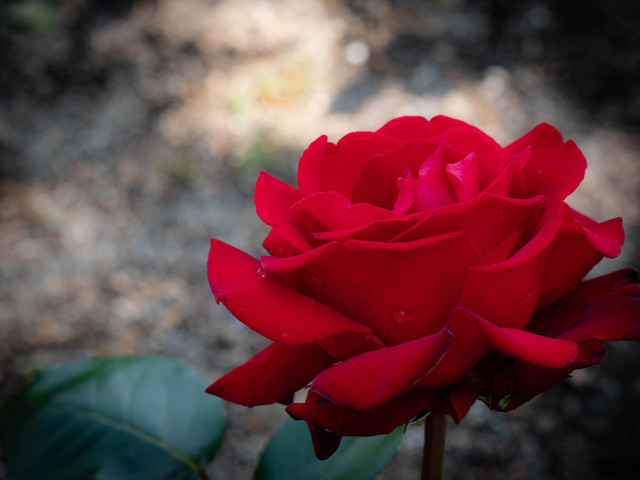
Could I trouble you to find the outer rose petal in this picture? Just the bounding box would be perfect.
[208,239,383,351]
[570,208,624,258]
[469,310,578,367]
[506,123,587,205]
[416,307,491,389]
[426,388,480,424]
[311,325,453,411]
[472,270,639,412]
[308,424,342,460]
[475,340,607,413]
[254,170,303,227]
[538,204,625,307]
[262,227,305,258]
[206,342,335,407]
[558,294,640,342]
[286,389,434,437]
[531,269,640,342]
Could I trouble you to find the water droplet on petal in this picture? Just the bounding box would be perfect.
[256,268,267,278]
[281,333,288,339]
[525,290,534,300]
[312,275,324,286]
[393,310,407,325]
[498,210,505,216]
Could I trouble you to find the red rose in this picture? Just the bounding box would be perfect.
[206,116,640,459]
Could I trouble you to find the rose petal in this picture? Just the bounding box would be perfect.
[423,124,506,188]
[351,139,438,209]
[446,152,480,203]
[286,389,434,437]
[206,342,335,407]
[263,222,315,256]
[426,388,479,423]
[311,213,426,243]
[423,115,474,135]
[483,147,529,198]
[297,135,329,196]
[457,203,563,329]
[376,115,432,139]
[531,269,640,339]
[416,307,491,389]
[262,227,305,258]
[289,191,400,240]
[409,143,458,211]
[262,232,484,346]
[308,423,342,460]
[506,123,586,205]
[297,132,400,199]
[208,239,382,348]
[532,269,640,343]
[475,340,606,412]
[396,166,456,212]
[538,204,625,307]
[311,325,453,411]
[394,193,546,264]
[467,309,578,367]
[559,295,640,342]
[569,207,624,258]
[255,170,303,227]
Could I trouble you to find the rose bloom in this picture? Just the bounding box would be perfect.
[206,116,640,459]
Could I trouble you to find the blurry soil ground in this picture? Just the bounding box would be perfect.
[1,0,639,479]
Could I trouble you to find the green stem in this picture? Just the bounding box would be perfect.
[421,413,446,480]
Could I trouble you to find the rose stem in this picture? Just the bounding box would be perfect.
[421,413,447,480]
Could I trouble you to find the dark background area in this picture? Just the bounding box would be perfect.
[1,0,639,478]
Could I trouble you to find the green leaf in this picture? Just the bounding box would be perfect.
[1,356,225,480]
[255,417,404,480]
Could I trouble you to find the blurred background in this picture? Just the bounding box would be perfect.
[1,0,639,478]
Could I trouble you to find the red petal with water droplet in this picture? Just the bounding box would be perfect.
[262,231,484,346]
[208,239,382,349]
